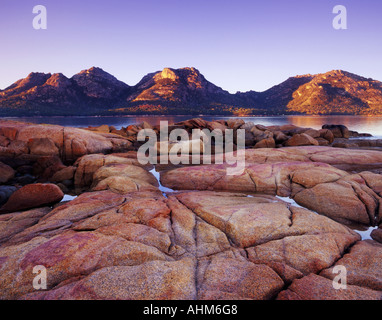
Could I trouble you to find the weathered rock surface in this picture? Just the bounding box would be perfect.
[243,146,382,170]
[161,147,382,227]
[322,124,351,139]
[0,186,17,206]
[0,207,51,244]
[293,175,381,227]
[73,153,145,191]
[319,240,382,291]
[23,259,197,300]
[157,145,382,173]
[0,162,15,183]
[197,255,284,300]
[91,163,158,194]
[0,184,64,214]
[0,189,371,300]
[27,138,60,156]
[0,120,134,162]
[277,273,382,300]
[174,191,359,283]
[284,133,319,147]
[371,228,382,243]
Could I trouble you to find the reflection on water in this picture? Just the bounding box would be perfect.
[3,115,382,138]
[286,115,382,137]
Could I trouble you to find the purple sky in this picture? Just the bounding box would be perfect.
[1,0,381,93]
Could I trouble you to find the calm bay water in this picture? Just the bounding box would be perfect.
[4,115,382,138]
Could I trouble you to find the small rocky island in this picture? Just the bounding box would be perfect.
[0,118,381,300]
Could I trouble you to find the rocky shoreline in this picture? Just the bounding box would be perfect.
[0,118,381,300]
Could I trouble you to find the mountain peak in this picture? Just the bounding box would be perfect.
[130,66,228,103]
[22,72,51,84]
[152,67,203,82]
[1,72,51,95]
[73,67,127,85]
[78,66,108,76]
[74,67,121,81]
[45,73,72,88]
[286,69,382,114]
[72,66,129,100]
[179,67,200,74]
[26,71,51,78]
[154,68,179,81]
[327,69,345,75]
[318,69,369,81]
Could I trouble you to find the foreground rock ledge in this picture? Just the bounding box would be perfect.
[0,189,381,300]
[161,153,382,228]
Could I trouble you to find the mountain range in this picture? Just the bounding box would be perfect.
[1,67,382,116]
